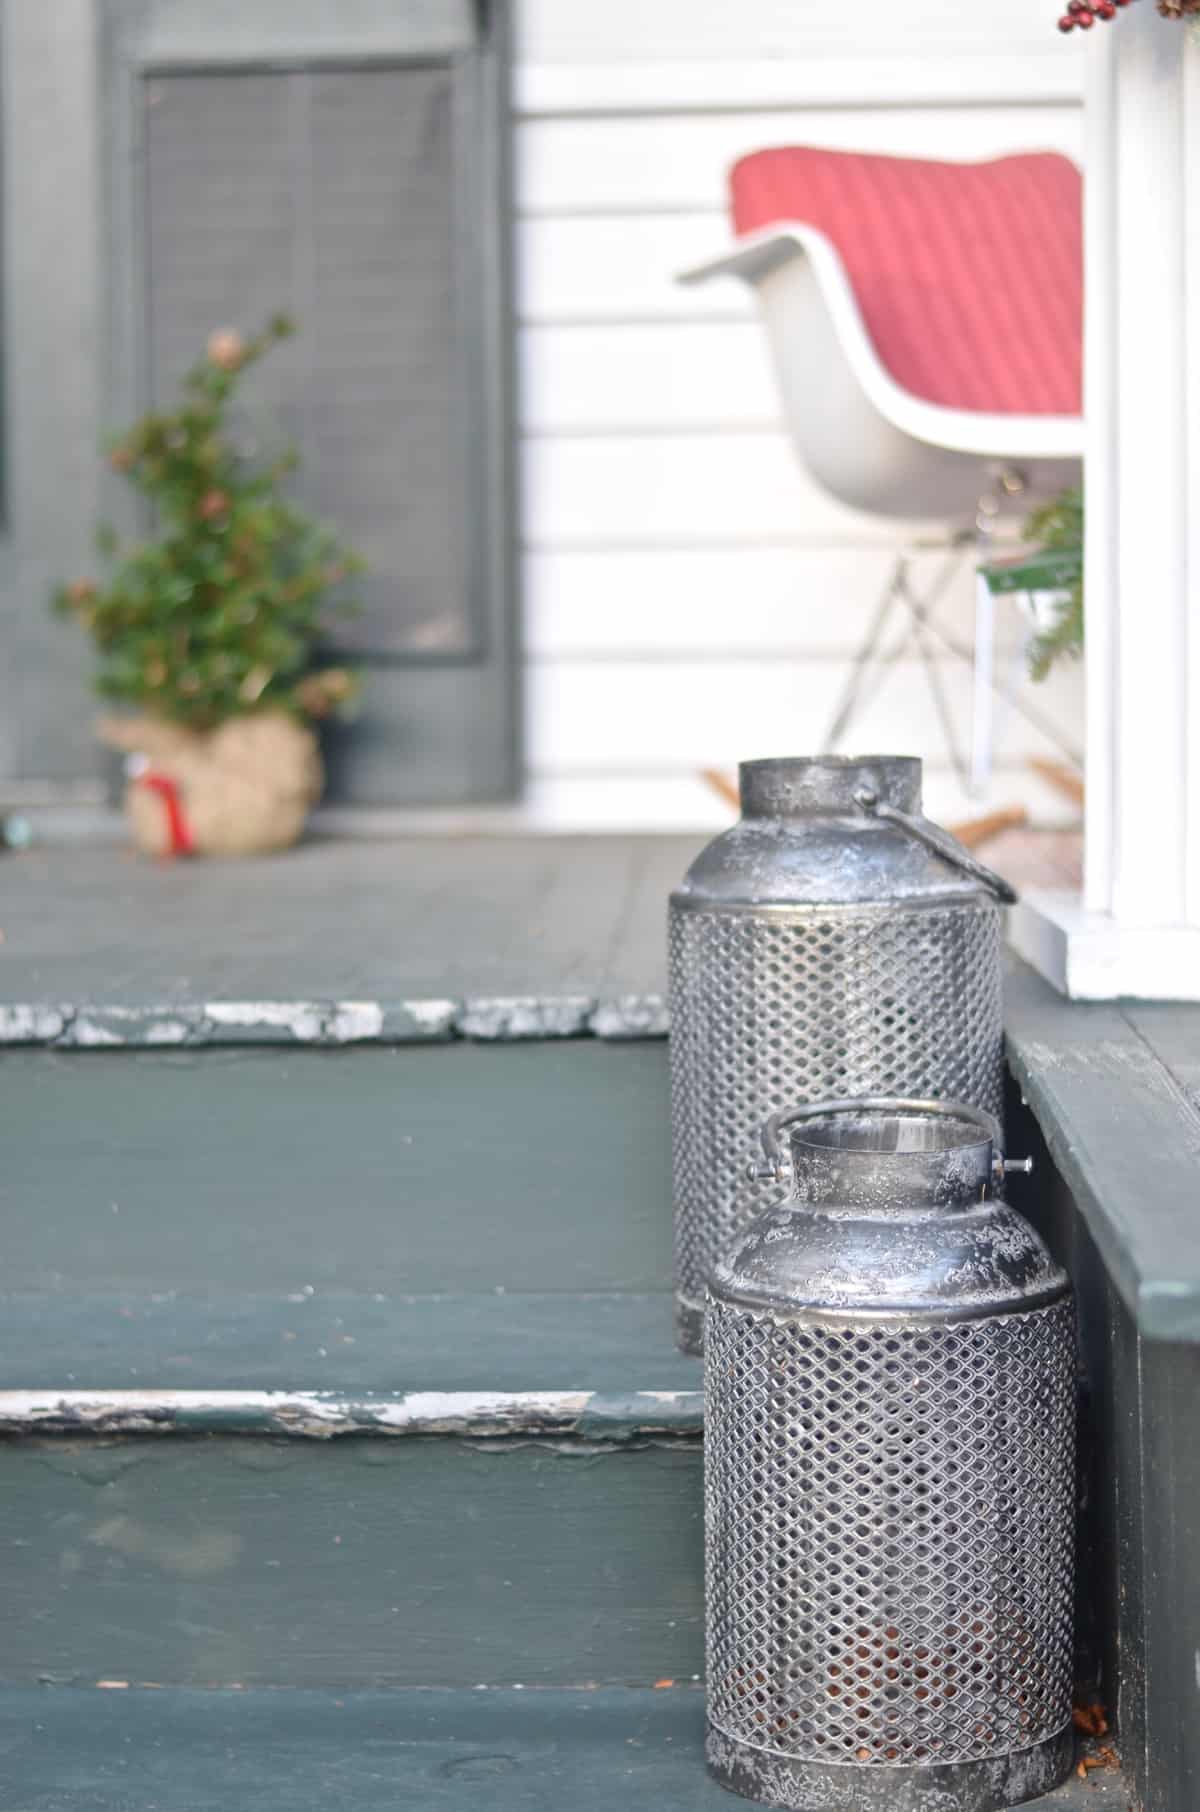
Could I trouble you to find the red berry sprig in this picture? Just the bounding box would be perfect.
[1058,0,1131,28]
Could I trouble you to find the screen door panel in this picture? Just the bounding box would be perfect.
[143,65,473,659]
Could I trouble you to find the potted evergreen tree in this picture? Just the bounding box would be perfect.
[54,315,362,857]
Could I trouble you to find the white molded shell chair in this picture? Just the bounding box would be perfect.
[680,147,1085,790]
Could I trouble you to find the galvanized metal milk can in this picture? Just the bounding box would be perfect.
[669,755,1014,1354]
[704,1098,1076,1812]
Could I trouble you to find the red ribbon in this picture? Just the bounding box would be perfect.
[138,770,195,857]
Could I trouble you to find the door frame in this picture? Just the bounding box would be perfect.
[1,0,520,803]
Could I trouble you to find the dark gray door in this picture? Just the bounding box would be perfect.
[119,4,517,804]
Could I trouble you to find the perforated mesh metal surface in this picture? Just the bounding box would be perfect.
[669,900,1004,1327]
[704,1297,1076,1770]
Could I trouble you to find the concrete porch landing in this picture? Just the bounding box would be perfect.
[0,836,704,1045]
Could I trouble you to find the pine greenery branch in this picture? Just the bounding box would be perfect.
[1026,578,1083,683]
[53,314,362,731]
[1022,487,1083,683]
[981,486,1083,682]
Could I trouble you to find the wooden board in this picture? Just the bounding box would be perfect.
[0,1042,674,1295]
[526,652,1085,769]
[521,322,779,433]
[515,108,1083,215]
[0,837,694,1023]
[0,1685,1124,1809]
[515,0,1078,66]
[0,1437,703,1688]
[521,433,941,547]
[1006,955,1200,1341]
[0,1290,698,1395]
[517,214,746,324]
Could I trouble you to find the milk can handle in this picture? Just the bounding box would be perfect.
[749,1096,1031,1187]
[853,787,1018,905]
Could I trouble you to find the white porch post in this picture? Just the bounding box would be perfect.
[1010,9,1200,999]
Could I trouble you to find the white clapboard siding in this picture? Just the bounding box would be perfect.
[521,322,779,434]
[516,0,1072,67]
[522,434,946,549]
[525,549,901,658]
[516,60,1081,116]
[516,108,1083,216]
[511,0,1085,828]
[523,549,1035,662]
[527,656,1085,773]
[517,215,748,323]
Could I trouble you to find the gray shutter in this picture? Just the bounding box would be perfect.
[143,64,471,657]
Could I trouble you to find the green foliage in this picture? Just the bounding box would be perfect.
[981,487,1083,683]
[1021,488,1083,681]
[53,315,362,730]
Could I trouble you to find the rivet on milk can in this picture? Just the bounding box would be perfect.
[704,1098,1076,1812]
[669,755,1016,1355]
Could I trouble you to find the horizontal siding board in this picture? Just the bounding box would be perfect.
[517,214,747,323]
[524,549,907,656]
[521,322,779,433]
[526,655,1085,769]
[521,769,1084,834]
[515,0,1070,64]
[515,59,1082,116]
[516,108,1083,215]
[523,548,1034,659]
[521,434,946,548]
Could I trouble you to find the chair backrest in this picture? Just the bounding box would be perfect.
[731,147,1082,418]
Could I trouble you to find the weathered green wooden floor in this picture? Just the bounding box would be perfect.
[0,837,702,1041]
[0,833,1179,1804]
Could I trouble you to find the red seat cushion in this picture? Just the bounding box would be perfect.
[731,147,1081,417]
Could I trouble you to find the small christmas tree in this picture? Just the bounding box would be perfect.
[54,314,361,731]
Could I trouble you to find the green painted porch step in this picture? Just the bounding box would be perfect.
[0,1022,703,1693]
[0,837,696,1039]
[0,1429,702,1690]
[0,1289,700,1394]
[1,1042,671,1298]
[0,1687,1126,1810]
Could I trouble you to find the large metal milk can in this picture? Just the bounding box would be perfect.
[704,1098,1076,1812]
[669,754,1014,1354]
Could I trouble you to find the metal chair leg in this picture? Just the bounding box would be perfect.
[821,539,971,761]
[820,554,908,753]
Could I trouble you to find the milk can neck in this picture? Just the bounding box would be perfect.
[786,1109,996,1214]
[738,755,922,820]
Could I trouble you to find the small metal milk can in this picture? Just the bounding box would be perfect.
[669,754,1014,1354]
[704,1098,1076,1812]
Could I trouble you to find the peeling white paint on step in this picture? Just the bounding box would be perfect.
[0,1387,705,1441]
[323,1001,385,1042]
[204,1001,329,1040]
[0,993,665,1045]
[0,1004,66,1042]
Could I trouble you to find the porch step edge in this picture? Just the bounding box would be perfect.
[0,993,669,1048]
[0,1290,699,1395]
[0,1386,702,1443]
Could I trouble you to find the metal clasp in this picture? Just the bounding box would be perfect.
[995,1154,1034,1185]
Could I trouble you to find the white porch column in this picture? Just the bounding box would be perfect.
[1010,8,1200,999]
